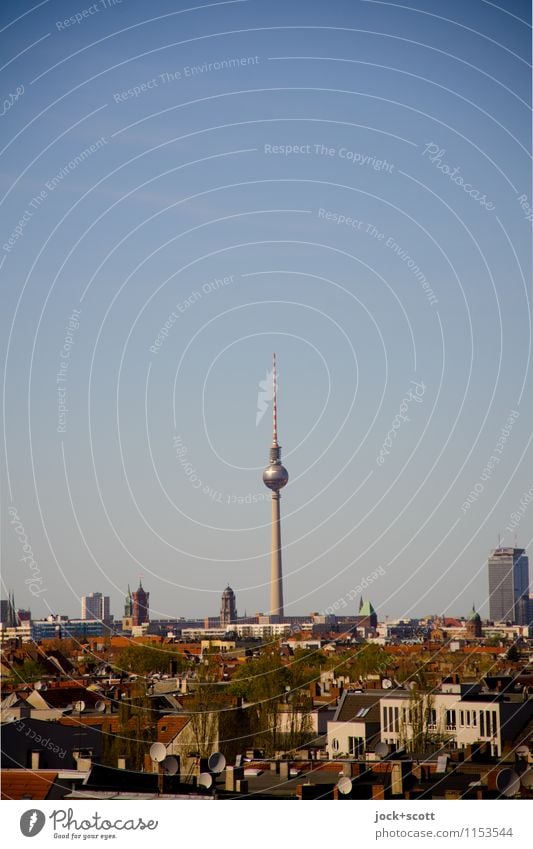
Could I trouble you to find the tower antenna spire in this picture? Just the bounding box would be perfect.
[272,352,278,447]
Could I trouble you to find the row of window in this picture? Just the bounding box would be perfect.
[381,705,499,738]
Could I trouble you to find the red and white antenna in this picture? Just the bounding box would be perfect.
[272,352,278,446]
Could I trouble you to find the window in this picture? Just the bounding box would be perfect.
[394,707,399,733]
[388,706,394,734]
[492,711,497,737]
[383,707,388,732]
[480,711,485,737]
[445,709,456,729]
[460,710,464,727]
[472,712,477,727]
[348,736,364,757]
[332,738,339,750]
[428,708,437,729]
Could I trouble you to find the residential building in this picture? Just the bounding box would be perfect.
[379,681,533,758]
[327,691,382,758]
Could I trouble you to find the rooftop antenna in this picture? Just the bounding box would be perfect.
[272,352,278,447]
[495,768,520,797]
[337,776,353,795]
[150,742,167,795]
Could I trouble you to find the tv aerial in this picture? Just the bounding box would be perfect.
[149,742,167,764]
[337,776,353,796]
[208,752,226,774]
[161,756,179,775]
[198,772,213,789]
[375,741,390,759]
[495,768,520,797]
[95,700,106,713]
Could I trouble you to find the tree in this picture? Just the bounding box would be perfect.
[102,685,156,770]
[114,641,187,677]
[187,654,223,758]
[14,658,48,683]
[229,644,288,755]
[328,644,392,683]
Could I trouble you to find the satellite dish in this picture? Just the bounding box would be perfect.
[375,741,390,759]
[95,700,106,713]
[162,755,179,775]
[198,772,213,789]
[337,776,353,795]
[208,752,226,774]
[382,678,392,689]
[149,742,167,764]
[35,681,47,691]
[73,700,86,713]
[406,681,416,691]
[496,769,520,797]
[520,769,533,789]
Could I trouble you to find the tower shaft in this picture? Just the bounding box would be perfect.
[270,491,284,617]
[262,353,289,620]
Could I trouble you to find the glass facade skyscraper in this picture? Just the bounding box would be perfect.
[488,547,530,624]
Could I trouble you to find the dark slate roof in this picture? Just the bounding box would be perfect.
[333,692,382,724]
[83,763,195,795]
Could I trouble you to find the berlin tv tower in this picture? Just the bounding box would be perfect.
[262,353,289,617]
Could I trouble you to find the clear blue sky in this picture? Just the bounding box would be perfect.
[1,0,532,622]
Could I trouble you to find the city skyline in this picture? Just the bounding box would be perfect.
[2,535,531,624]
[2,0,532,623]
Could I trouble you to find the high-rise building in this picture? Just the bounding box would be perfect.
[488,547,530,624]
[81,592,110,622]
[262,354,289,618]
[132,579,149,626]
[0,593,18,627]
[220,585,237,626]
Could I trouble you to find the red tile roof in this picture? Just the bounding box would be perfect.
[157,715,190,746]
[1,770,57,800]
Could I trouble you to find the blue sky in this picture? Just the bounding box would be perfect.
[1,0,532,621]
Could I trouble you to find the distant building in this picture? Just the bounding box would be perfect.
[465,605,482,638]
[356,598,378,630]
[220,585,237,627]
[81,592,110,623]
[0,593,19,627]
[132,580,149,626]
[488,547,530,624]
[122,585,134,631]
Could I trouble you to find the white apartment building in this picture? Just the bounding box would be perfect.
[379,682,532,758]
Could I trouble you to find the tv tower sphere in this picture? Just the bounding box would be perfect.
[262,353,288,617]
